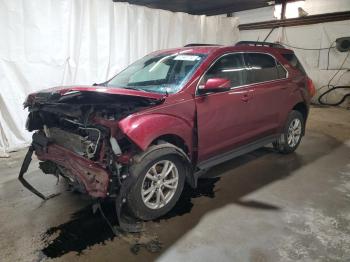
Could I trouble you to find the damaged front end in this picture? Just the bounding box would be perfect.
[19,86,163,231]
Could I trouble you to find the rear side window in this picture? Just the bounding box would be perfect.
[282,53,306,75]
[244,53,279,84]
[201,53,245,87]
[276,61,287,78]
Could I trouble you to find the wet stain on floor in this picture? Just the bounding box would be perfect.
[40,203,115,258]
[159,177,220,219]
[39,177,220,259]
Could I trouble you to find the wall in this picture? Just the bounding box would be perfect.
[234,0,350,22]
[302,0,350,15]
[0,0,239,153]
[236,0,350,107]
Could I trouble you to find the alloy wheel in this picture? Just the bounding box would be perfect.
[141,160,179,209]
[287,118,302,147]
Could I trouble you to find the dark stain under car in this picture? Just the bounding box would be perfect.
[38,177,220,259]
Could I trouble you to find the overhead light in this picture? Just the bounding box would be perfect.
[274,0,305,19]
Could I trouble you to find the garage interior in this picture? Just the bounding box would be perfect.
[0,0,350,261]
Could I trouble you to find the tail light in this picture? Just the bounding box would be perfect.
[306,77,316,97]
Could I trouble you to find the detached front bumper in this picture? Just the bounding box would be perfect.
[36,144,110,197]
[19,132,111,199]
[19,132,143,232]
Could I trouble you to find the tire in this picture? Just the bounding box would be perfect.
[273,110,304,154]
[126,144,187,220]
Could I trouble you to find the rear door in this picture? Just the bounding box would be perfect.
[243,52,290,139]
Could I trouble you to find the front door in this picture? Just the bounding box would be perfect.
[195,53,255,162]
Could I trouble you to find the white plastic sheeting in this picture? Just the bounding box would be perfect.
[239,20,350,105]
[0,0,239,153]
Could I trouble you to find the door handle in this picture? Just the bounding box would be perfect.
[241,93,249,102]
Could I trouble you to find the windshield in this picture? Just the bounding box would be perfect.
[106,53,206,94]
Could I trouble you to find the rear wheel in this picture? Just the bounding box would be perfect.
[127,145,187,220]
[274,110,304,154]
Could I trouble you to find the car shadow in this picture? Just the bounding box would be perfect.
[38,131,342,260]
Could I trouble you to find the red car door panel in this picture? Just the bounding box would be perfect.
[195,53,256,162]
[196,87,255,162]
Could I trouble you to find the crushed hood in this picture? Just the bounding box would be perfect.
[25,85,165,106]
[24,85,165,131]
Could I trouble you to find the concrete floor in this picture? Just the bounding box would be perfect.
[1,106,350,262]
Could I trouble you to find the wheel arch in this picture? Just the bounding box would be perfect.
[151,134,189,155]
[291,102,308,136]
[292,102,309,122]
[119,113,193,156]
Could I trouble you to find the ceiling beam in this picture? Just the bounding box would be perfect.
[188,3,270,15]
[112,0,272,15]
[239,11,350,30]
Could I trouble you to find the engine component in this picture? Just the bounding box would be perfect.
[48,127,101,159]
[110,137,122,155]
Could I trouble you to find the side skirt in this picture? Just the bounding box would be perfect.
[196,134,279,172]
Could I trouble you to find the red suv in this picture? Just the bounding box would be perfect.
[20,42,315,224]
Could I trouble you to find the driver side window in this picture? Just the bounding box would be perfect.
[200,53,245,88]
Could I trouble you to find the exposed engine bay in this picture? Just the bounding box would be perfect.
[19,88,163,232]
[25,90,161,170]
[47,126,101,159]
[24,89,162,182]
[26,90,159,131]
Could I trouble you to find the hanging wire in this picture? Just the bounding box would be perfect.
[318,51,350,106]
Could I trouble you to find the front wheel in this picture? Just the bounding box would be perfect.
[273,110,304,154]
[126,144,187,220]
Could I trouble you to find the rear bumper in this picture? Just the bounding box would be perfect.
[36,144,110,198]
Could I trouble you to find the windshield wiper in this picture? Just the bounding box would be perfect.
[107,85,163,94]
[93,82,107,87]
[123,87,149,92]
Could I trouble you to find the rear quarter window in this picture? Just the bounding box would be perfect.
[282,53,306,75]
[276,61,287,78]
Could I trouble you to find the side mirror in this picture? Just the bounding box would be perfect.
[198,78,231,93]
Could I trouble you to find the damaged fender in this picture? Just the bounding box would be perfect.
[119,114,193,154]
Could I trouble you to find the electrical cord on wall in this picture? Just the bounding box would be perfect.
[326,41,336,70]
[318,51,350,106]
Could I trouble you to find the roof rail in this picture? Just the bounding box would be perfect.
[184,43,220,47]
[235,41,285,49]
